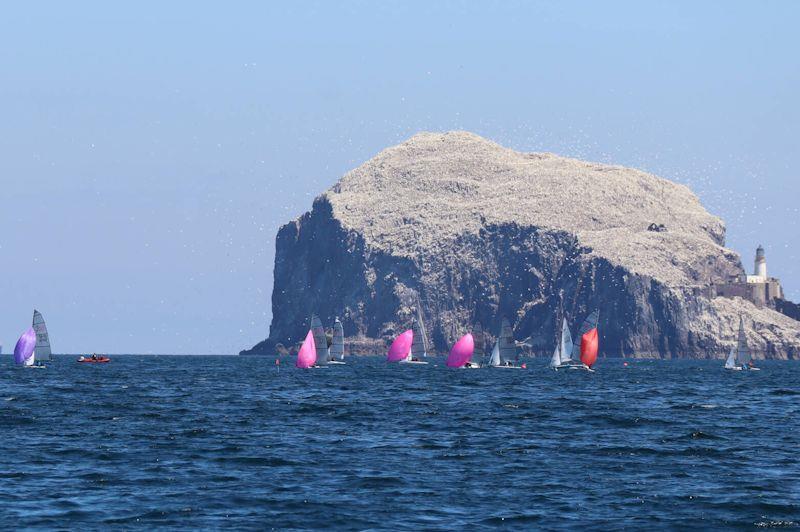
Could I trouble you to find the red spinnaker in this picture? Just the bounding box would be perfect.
[580,328,598,367]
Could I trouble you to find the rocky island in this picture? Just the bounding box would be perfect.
[242,132,800,359]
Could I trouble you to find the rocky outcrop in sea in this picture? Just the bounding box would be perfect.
[242,132,800,359]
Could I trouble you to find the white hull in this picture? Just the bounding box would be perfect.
[725,365,759,372]
[399,359,428,365]
[552,363,594,372]
[327,360,346,365]
[489,365,523,369]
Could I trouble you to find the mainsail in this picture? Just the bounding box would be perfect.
[488,341,501,367]
[559,318,574,365]
[735,316,751,366]
[411,317,428,358]
[472,322,485,362]
[32,309,52,362]
[331,318,345,361]
[412,297,430,357]
[310,315,329,365]
[498,317,516,364]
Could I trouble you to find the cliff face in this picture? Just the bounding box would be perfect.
[243,132,800,359]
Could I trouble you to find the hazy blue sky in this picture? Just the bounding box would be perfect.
[1,1,798,354]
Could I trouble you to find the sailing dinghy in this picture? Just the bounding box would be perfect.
[550,310,598,372]
[446,333,475,368]
[725,316,759,371]
[328,318,346,365]
[13,327,40,368]
[486,317,522,368]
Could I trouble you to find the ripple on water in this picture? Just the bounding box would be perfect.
[1,356,798,529]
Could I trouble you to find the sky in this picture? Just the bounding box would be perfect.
[1,1,798,354]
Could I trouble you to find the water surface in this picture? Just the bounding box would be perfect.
[1,356,798,529]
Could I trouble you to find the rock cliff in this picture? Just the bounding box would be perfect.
[242,132,800,359]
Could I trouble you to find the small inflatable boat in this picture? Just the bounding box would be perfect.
[77,355,111,363]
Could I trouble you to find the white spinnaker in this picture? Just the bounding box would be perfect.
[331,319,345,361]
[32,310,52,362]
[311,315,329,365]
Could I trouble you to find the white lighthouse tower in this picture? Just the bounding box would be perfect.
[754,245,767,280]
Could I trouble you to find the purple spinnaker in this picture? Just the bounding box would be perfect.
[296,330,317,368]
[387,330,413,362]
[14,327,36,365]
[446,333,474,368]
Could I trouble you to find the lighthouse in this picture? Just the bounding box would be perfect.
[754,245,767,279]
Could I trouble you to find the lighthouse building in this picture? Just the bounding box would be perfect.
[715,245,783,307]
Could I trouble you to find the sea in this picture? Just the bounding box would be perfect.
[1,355,798,530]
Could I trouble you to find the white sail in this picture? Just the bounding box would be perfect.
[488,341,501,367]
[472,322,485,361]
[310,315,329,365]
[331,318,345,361]
[411,296,430,357]
[724,347,736,369]
[735,316,751,366]
[498,317,516,364]
[411,317,428,358]
[550,344,561,368]
[560,318,574,364]
[32,310,52,362]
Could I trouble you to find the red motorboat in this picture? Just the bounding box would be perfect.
[77,355,111,363]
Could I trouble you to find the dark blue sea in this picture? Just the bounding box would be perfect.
[1,356,798,530]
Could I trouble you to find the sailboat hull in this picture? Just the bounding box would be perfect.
[552,362,594,372]
[399,359,428,365]
[327,360,346,365]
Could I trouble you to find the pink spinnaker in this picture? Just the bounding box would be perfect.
[387,330,414,362]
[446,333,474,368]
[296,330,317,368]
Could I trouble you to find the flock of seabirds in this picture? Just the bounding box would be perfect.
[7,308,758,372]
